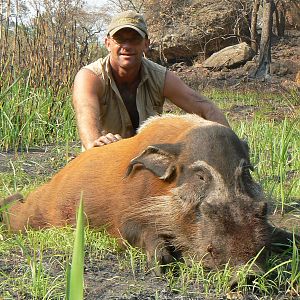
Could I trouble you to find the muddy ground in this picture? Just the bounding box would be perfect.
[0,31,300,299]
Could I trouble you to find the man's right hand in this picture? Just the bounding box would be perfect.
[88,133,122,149]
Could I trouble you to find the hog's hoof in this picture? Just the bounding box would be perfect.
[147,247,181,276]
[0,193,24,223]
[1,193,24,206]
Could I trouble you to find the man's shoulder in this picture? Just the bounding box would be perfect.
[142,57,166,74]
[82,56,109,77]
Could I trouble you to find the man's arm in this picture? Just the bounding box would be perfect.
[163,71,230,127]
[72,69,121,150]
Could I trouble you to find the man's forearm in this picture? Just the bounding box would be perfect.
[205,102,230,127]
[73,98,102,149]
[77,115,101,150]
[190,93,230,127]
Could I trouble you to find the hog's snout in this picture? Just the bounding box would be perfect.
[195,196,271,269]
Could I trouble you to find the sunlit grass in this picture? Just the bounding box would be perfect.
[0,76,77,152]
[0,85,299,298]
[66,197,84,300]
[233,116,300,211]
[0,223,120,299]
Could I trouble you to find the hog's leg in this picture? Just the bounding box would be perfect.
[1,193,25,230]
[141,230,178,275]
[1,191,49,231]
[121,222,179,275]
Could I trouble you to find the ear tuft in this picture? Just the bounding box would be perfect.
[255,202,268,218]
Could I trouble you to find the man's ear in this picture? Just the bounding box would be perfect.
[143,38,150,53]
[104,36,111,51]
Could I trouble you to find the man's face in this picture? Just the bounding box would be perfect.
[105,28,149,70]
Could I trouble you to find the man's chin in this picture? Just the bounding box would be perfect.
[119,58,140,69]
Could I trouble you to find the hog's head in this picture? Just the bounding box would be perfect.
[123,124,273,270]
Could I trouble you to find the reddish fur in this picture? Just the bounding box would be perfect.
[4,115,298,271]
[6,115,206,236]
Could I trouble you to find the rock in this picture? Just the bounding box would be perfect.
[169,62,187,72]
[270,62,290,76]
[295,71,300,87]
[285,0,300,30]
[243,60,256,72]
[202,42,255,70]
[146,0,251,62]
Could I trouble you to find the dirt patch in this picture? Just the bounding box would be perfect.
[0,144,80,181]
[173,30,300,93]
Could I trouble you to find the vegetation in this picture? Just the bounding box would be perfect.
[0,0,109,91]
[0,1,299,298]
[66,197,84,300]
[0,80,299,298]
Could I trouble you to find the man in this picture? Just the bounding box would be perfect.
[73,10,229,151]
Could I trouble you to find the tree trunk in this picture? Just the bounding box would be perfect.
[254,0,275,78]
[274,0,285,37]
[250,0,260,53]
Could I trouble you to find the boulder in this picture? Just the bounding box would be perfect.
[270,62,290,76]
[202,42,255,70]
[285,0,300,29]
[295,71,300,87]
[146,0,251,62]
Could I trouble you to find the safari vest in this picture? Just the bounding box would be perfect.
[83,55,167,138]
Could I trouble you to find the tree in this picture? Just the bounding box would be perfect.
[107,0,145,12]
[0,0,110,90]
[274,0,286,37]
[250,0,261,53]
[254,0,276,78]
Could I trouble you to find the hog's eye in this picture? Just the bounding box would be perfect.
[197,173,205,181]
[196,171,212,183]
[191,164,212,183]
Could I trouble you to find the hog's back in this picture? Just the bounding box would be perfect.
[7,115,212,234]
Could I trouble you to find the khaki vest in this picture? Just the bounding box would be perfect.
[83,55,167,138]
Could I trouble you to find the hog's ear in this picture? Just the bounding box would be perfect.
[241,139,250,154]
[241,140,253,165]
[125,143,182,180]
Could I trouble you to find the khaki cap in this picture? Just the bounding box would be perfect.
[108,10,148,38]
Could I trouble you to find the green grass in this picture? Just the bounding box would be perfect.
[66,196,84,300]
[0,75,77,152]
[0,84,299,298]
[0,225,120,299]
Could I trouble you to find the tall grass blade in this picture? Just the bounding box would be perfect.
[0,70,29,102]
[67,194,85,300]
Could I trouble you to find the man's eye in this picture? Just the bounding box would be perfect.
[113,37,143,44]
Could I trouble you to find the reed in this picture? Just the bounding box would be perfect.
[0,0,107,92]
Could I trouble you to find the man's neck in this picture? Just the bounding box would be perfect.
[109,60,141,86]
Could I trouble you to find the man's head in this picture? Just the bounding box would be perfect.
[105,11,150,70]
[107,10,148,39]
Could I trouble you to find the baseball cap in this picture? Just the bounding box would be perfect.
[107,10,148,38]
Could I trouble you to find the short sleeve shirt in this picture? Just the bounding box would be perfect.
[83,55,167,138]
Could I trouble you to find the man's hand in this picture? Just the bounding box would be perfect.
[88,133,122,149]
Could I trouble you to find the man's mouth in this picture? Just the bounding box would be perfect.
[120,53,135,57]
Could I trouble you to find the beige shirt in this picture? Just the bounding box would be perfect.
[83,55,167,138]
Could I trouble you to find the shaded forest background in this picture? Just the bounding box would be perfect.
[0,0,299,92]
